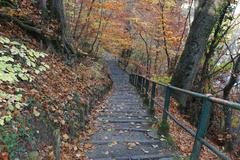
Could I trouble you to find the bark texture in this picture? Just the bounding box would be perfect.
[201,1,230,93]
[171,0,227,105]
[222,56,240,151]
[51,0,78,64]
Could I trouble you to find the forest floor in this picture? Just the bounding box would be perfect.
[0,1,112,159]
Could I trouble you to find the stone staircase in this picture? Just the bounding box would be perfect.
[85,57,178,160]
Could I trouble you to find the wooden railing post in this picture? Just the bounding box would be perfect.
[162,86,171,123]
[190,96,213,160]
[149,82,156,115]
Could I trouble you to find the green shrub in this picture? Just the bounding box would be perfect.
[0,117,35,159]
[158,120,170,136]
[0,36,49,126]
[152,75,171,84]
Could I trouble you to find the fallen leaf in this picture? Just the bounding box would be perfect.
[119,130,124,134]
[152,144,158,148]
[108,141,118,147]
[127,142,136,149]
[141,148,149,153]
[0,152,9,160]
[60,119,65,125]
[74,146,78,151]
[63,134,69,140]
[33,107,40,117]
[48,151,54,159]
[84,143,93,149]
[76,153,82,158]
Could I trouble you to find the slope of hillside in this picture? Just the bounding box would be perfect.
[0,1,112,159]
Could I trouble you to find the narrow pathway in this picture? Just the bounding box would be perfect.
[86,57,177,160]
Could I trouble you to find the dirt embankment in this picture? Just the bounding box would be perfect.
[0,1,112,159]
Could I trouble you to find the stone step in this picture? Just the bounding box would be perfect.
[87,142,173,159]
[108,98,141,101]
[107,100,141,104]
[102,109,147,114]
[104,104,144,108]
[106,102,143,106]
[98,114,150,119]
[99,119,149,123]
[97,117,150,122]
[103,105,145,109]
[115,128,151,132]
[103,108,145,111]
[89,154,175,160]
[90,125,155,142]
[86,58,179,160]
[96,127,151,133]
[87,140,161,145]
[95,121,150,129]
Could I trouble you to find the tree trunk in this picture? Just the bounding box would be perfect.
[200,1,230,93]
[51,0,77,64]
[139,33,150,76]
[170,0,226,105]
[223,56,240,151]
[77,0,96,43]
[38,0,48,20]
[159,2,170,74]
[154,51,159,75]
[89,0,103,54]
[51,0,67,35]
[73,0,84,38]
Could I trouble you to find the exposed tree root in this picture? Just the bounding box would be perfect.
[0,12,87,65]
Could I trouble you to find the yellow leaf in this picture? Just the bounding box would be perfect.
[33,107,40,117]
[0,118,4,126]
[84,143,93,149]
[63,134,69,140]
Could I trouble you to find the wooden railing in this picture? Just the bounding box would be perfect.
[129,74,240,160]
